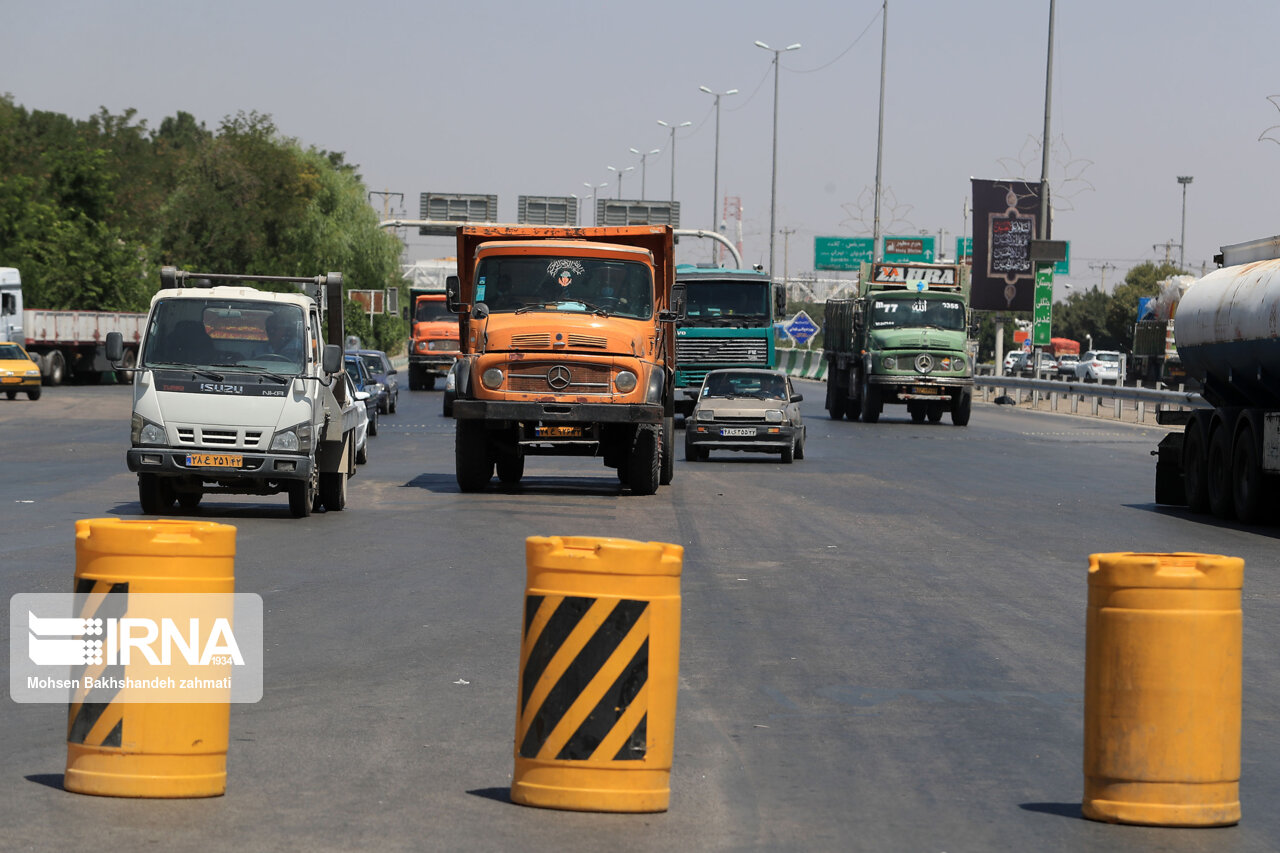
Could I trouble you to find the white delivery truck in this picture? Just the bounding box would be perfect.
[106,266,360,518]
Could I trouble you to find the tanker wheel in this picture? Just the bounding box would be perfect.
[1231,425,1266,524]
[1206,426,1234,520]
[1182,420,1210,513]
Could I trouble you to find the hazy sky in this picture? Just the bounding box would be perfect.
[5,0,1278,292]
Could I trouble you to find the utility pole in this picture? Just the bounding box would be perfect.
[1153,241,1176,265]
[1177,175,1193,269]
[780,227,796,297]
[368,190,404,220]
[1089,261,1117,292]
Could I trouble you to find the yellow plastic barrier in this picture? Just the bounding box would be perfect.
[512,536,683,812]
[64,518,237,798]
[1083,552,1243,826]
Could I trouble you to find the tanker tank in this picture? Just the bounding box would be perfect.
[1174,258,1280,409]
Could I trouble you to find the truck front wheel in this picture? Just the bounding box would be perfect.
[660,416,674,485]
[456,420,494,492]
[951,392,972,426]
[287,474,315,518]
[627,425,660,496]
[860,376,881,424]
[138,474,175,515]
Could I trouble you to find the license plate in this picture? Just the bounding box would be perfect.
[720,427,756,437]
[186,453,243,468]
[0,377,19,384]
[535,426,582,438]
[912,386,940,395]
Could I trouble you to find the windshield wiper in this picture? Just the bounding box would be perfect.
[214,363,290,384]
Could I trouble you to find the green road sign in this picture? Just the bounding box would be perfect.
[815,236,873,271]
[1033,263,1053,346]
[883,235,935,263]
[956,236,972,263]
[1053,240,1071,276]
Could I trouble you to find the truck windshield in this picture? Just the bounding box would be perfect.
[870,297,966,332]
[142,300,307,374]
[474,256,653,319]
[415,299,455,322]
[680,280,770,325]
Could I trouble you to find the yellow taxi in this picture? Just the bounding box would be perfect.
[0,341,42,400]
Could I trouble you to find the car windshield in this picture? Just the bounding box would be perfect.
[869,296,966,331]
[344,359,367,388]
[680,279,770,325]
[0,344,28,360]
[702,372,787,400]
[360,354,383,375]
[1097,353,1120,363]
[474,256,653,319]
[142,299,307,374]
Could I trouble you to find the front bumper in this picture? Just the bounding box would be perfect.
[127,447,314,487]
[869,375,973,401]
[1,375,41,391]
[410,354,459,374]
[452,399,662,425]
[686,421,801,453]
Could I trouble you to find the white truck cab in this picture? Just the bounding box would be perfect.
[107,267,359,518]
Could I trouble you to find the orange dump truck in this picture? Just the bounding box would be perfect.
[446,225,680,494]
[407,259,461,390]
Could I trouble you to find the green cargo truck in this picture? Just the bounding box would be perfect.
[823,261,974,425]
[673,263,778,419]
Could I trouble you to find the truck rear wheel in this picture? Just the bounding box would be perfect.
[627,425,660,496]
[319,470,347,511]
[43,351,65,386]
[1231,425,1266,524]
[826,375,845,420]
[1206,427,1234,520]
[1183,420,1210,513]
[456,419,493,492]
[138,474,174,515]
[114,348,137,384]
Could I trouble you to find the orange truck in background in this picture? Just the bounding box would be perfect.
[407,258,461,390]
[446,224,681,495]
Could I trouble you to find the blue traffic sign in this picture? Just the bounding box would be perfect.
[785,310,819,345]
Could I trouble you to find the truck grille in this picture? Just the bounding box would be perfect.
[176,427,264,448]
[677,338,769,364]
[511,333,551,348]
[507,362,612,394]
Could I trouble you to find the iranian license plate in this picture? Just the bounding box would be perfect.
[535,426,582,438]
[0,377,19,384]
[720,427,756,437]
[186,453,243,468]
[912,386,940,395]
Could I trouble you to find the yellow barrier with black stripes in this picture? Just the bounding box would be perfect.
[513,536,683,812]
[65,518,237,798]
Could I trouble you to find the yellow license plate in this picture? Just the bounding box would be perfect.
[1,377,20,384]
[912,386,940,395]
[535,426,583,438]
[186,453,243,468]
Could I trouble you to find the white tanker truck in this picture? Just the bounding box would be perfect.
[1154,235,1280,523]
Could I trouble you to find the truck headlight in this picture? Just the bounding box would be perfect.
[271,421,313,454]
[429,339,459,351]
[614,370,638,393]
[131,414,167,445]
[482,367,504,389]
[883,356,897,370]
[415,340,430,353]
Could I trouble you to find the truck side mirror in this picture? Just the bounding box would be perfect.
[445,275,468,313]
[322,344,342,375]
[661,284,686,322]
[774,283,786,316]
[105,331,123,363]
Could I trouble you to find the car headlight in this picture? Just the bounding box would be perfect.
[131,413,167,445]
[764,409,784,423]
[614,370,637,393]
[696,408,715,421]
[883,356,897,370]
[271,421,313,454]
[25,369,39,376]
[482,367,504,389]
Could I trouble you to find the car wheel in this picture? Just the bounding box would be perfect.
[368,410,378,437]
[389,393,397,414]
[27,387,40,401]
[781,438,795,464]
[860,374,880,424]
[795,431,805,460]
[356,437,369,464]
[4,391,14,400]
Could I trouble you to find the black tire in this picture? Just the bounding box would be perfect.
[455,420,493,492]
[1183,420,1210,513]
[927,403,944,423]
[44,351,65,386]
[114,348,137,385]
[860,375,881,424]
[389,393,397,415]
[368,410,378,437]
[138,474,174,515]
[287,475,314,518]
[826,376,845,420]
[425,375,437,391]
[356,437,369,464]
[1231,425,1266,524]
[781,438,795,464]
[27,387,40,401]
[176,490,202,512]
[684,426,698,462]
[627,425,660,495]
[951,392,972,427]
[4,391,14,400]
[795,432,805,460]
[1206,426,1234,520]
[660,415,674,485]
[497,451,524,484]
[319,470,347,511]
[910,405,926,424]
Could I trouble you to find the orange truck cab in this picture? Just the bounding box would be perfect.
[408,290,461,390]
[446,225,681,495]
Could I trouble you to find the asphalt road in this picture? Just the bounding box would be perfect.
[2,380,1279,852]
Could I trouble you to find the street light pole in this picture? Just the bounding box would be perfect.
[700,85,738,262]
[607,165,635,199]
[756,40,801,279]
[1178,175,1193,269]
[656,119,692,204]
[583,182,607,226]
[629,147,660,201]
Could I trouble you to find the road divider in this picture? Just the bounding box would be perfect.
[777,348,826,380]
[512,536,683,812]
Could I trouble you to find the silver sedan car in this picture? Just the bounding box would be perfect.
[684,369,806,463]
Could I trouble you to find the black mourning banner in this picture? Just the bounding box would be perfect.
[970,179,1046,312]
